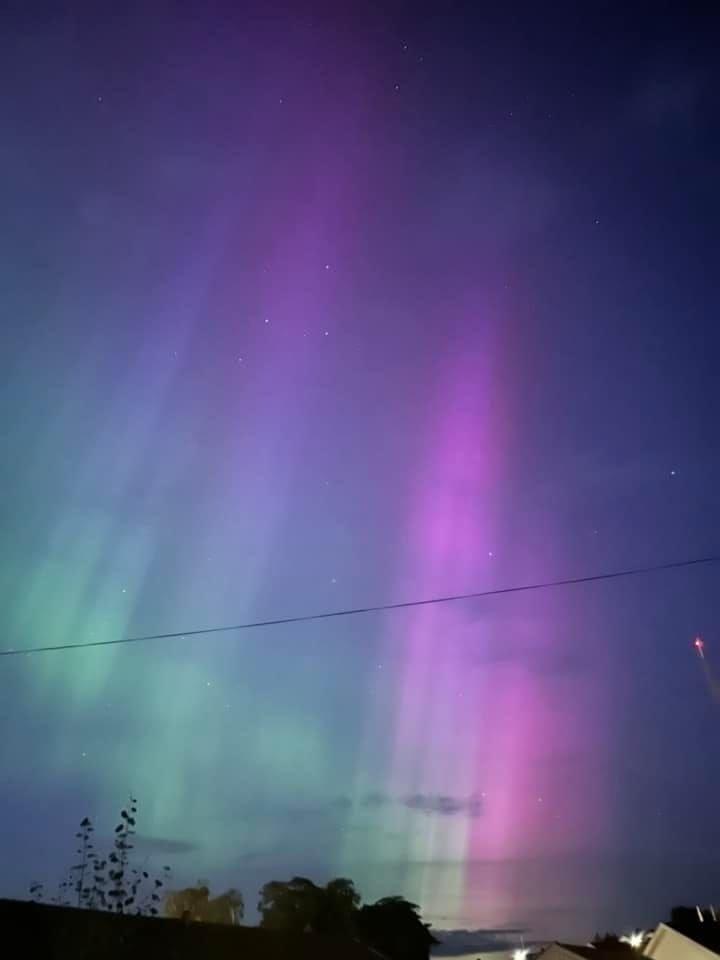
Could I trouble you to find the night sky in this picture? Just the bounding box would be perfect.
[1,1,719,950]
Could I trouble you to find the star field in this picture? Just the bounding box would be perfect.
[0,1,719,944]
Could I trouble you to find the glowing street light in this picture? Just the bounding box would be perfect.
[620,932,646,949]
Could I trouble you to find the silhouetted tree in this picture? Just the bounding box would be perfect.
[357,896,438,960]
[667,905,720,945]
[258,878,437,955]
[72,817,94,907]
[165,884,244,925]
[28,799,170,917]
[107,796,136,911]
[670,906,703,931]
[258,877,316,934]
[258,876,359,936]
[317,878,361,936]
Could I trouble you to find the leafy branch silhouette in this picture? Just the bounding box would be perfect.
[29,797,170,917]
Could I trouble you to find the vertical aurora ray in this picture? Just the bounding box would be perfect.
[362,332,612,927]
[383,338,507,919]
[1,209,238,822]
[1,77,381,886]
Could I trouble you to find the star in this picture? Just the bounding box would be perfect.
[264,317,270,324]
[324,263,330,270]
[488,551,494,558]
[670,469,677,477]
[323,330,329,336]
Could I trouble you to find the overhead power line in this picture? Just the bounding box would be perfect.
[0,555,717,660]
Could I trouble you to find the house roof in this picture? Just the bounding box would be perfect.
[0,898,381,959]
[541,941,636,960]
[556,945,601,960]
[646,922,720,958]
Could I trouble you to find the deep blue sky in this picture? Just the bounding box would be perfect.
[1,1,719,950]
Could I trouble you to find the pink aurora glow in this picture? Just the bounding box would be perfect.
[386,341,610,922]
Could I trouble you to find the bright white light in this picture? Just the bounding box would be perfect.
[620,932,646,949]
[513,949,530,960]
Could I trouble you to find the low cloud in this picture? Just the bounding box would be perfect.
[361,792,390,808]
[468,632,587,679]
[325,791,484,819]
[403,793,484,818]
[134,835,198,855]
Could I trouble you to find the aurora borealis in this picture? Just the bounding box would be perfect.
[1,2,720,948]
